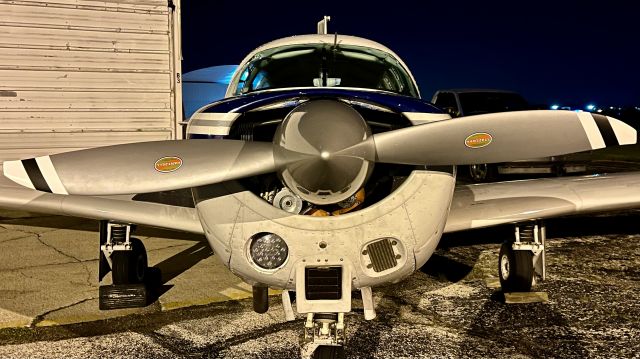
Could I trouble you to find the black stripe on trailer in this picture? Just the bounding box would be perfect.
[21,159,52,193]
[592,114,619,147]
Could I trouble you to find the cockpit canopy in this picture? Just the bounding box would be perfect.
[230,43,419,98]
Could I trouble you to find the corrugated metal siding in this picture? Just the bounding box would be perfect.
[0,0,178,164]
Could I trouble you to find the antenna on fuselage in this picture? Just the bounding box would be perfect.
[317,16,330,34]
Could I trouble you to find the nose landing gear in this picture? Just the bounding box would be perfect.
[301,313,346,359]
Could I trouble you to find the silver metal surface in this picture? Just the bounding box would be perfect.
[360,110,636,166]
[0,178,203,234]
[274,100,373,205]
[36,140,275,195]
[445,171,640,232]
[272,188,304,214]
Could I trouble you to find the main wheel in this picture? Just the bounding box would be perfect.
[112,238,148,285]
[498,241,533,292]
[313,345,345,359]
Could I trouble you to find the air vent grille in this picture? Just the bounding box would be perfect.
[305,266,342,300]
[367,238,398,272]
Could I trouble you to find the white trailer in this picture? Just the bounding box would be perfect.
[0,0,183,166]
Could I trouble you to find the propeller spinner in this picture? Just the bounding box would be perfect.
[273,100,374,205]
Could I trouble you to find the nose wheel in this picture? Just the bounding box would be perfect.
[313,345,345,359]
[301,313,346,359]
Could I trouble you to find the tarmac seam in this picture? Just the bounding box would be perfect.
[0,235,34,244]
[29,297,96,328]
[31,232,84,263]
[17,270,35,280]
[80,262,94,288]
[4,259,96,272]
[26,229,95,287]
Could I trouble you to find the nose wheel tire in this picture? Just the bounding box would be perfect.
[313,345,345,359]
[112,238,148,285]
[498,241,533,292]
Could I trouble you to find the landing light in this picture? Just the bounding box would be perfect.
[249,233,289,270]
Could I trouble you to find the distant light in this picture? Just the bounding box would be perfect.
[586,104,596,111]
[550,104,560,110]
[597,109,603,113]
[574,109,583,112]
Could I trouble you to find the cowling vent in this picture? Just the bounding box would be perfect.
[365,238,398,272]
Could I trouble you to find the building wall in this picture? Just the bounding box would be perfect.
[0,0,182,165]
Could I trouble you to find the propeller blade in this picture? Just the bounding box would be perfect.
[3,140,275,195]
[363,110,637,166]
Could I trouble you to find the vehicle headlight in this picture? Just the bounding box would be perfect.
[249,233,288,270]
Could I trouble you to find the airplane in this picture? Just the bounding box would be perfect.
[1,18,640,358]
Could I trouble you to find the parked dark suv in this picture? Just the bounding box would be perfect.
[432,89,585,181]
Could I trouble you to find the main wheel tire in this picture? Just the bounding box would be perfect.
[313,345,345,359]
[468,163,496,182]
[498,241,533,292]
[112,238,147,285]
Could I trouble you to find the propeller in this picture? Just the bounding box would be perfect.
[3,100,636,199]
[3,140,275,195]
[345,110,637,166]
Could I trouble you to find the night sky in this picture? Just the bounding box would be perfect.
[181,1,638,107]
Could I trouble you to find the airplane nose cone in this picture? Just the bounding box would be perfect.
[274,99,373,205]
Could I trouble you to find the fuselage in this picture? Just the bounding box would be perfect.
[187,34,453,312]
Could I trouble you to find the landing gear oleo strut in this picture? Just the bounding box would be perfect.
[499,220,546,293]
[98,221,155,310]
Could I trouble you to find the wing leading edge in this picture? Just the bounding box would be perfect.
[0,177,203,234]
[3,170,640,236]
[445,171,640,232]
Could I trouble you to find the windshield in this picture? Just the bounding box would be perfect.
[232,44,418,97]
[458,92,529,115]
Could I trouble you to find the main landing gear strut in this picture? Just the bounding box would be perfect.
[98,221,155,310]
[498,220,546,293]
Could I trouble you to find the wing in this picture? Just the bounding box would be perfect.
[0,175,203,234]
[445,171,640,232]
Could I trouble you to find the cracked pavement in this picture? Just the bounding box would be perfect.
[0,210,255,329]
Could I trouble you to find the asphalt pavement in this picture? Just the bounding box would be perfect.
[0,208,638,358]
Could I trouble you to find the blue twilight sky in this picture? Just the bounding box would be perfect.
[181,0,639,107]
